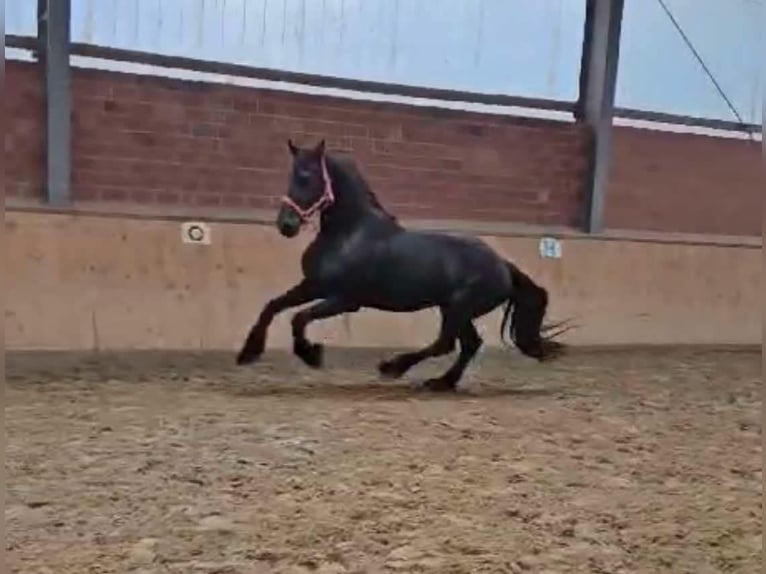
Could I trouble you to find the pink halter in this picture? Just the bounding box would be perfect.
[281,157,335,223]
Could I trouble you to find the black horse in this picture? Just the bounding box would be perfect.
[236,139,567,391]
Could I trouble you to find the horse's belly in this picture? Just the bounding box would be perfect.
[363,298,435,313]
[350,280,446,312]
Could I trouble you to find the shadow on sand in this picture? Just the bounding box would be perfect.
[220,379,563,402]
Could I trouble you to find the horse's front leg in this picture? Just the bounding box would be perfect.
[290,298,360,368]
[236,280,317,365]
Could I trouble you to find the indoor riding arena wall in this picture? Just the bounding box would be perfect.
[5,60,762,351]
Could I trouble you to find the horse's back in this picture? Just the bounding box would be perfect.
[363,228,510,306]
[391,228,506,273]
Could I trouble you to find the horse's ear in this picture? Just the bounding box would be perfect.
[287,139,298,156]
[313,139,326,158]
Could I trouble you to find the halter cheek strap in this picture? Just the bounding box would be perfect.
[281,157,335,223]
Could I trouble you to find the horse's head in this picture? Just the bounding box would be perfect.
[277,139,334,238]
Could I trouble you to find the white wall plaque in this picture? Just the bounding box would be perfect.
[539,236,562,259]
[181,221,212,245]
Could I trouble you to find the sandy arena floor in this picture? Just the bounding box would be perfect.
[5,347,762,573]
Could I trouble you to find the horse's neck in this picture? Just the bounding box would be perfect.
[319,160,381,235]
[319,198,374,236]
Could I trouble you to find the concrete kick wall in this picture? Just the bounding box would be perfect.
[6,211,760,351]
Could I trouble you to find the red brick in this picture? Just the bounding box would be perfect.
[193,194,223,207]
[99,188,129,202]
[156,191,181,204]
[130,189,156,203]
[73,187,99,201]
[221,194,245,208]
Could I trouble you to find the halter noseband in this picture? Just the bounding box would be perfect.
[281,157,335,223]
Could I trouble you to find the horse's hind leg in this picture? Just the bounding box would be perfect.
[379,281,502,389]
[421,322,483,392]
[378,309,458,379]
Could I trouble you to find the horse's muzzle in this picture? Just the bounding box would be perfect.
[278,219,300,238]
[277,205,301,238]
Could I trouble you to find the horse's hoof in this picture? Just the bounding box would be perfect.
[420,378,457,392]
[236,347,262,365]
[378,359,405,380]
[296,342,324,369]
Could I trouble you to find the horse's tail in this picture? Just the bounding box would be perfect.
[500,261,569,361]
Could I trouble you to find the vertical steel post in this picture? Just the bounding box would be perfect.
[37,0,72,205]
[576,0,625,233]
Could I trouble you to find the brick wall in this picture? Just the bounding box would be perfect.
[606,126,762,236]
[5,60,761,236]
[5,62,44,200]
[4,61,589,226]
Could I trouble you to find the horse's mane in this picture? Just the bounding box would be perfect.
[327,153,398,222]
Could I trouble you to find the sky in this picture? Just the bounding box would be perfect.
[5,0,763,125]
